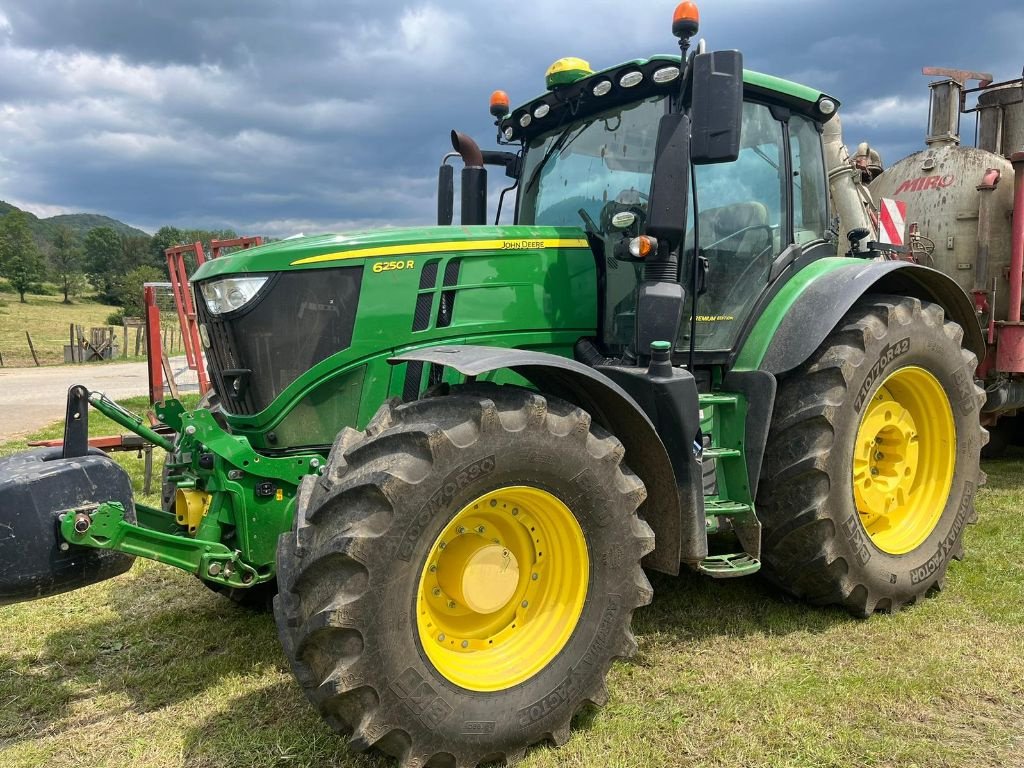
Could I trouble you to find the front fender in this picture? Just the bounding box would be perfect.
[737,259,985,375]
[389,345,688,574]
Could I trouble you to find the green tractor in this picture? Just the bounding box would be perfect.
[0,4,987,766]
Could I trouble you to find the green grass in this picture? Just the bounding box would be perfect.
[0,285,120,366]
[1,408,1023,768]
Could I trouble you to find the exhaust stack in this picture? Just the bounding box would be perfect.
[451,131,487,225]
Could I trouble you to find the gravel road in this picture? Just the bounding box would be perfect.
[0,358,196,442]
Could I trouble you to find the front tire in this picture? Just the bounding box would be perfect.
[757,295,985,616]
[275,383,654,767]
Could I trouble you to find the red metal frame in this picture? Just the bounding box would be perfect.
[162,236,264,398]
[144,285,164,403]
[211,236,263,259]
[165,242,208,393]
[995,151,1024,373]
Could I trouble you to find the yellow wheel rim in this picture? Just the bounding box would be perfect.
[415,486,589,692]
[852,366,956,555]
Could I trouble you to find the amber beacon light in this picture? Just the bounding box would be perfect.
[489,90,510,119]
[672,1,700,39]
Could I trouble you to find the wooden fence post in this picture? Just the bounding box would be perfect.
[25,331,39,366]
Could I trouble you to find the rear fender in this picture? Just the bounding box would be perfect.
[390,345,691,575]
[743,260,985,375]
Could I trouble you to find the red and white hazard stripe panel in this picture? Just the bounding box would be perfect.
[878,197,907,247]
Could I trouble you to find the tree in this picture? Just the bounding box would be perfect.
[151,225,240,271]
[120,233,154,273]
[108,265,163,317]
[150,225,184,267]
[49,225,85,303]
[0,211,45,302]
[83,225,122,299]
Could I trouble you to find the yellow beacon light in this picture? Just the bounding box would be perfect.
[545,57,593,90]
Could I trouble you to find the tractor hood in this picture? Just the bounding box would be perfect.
[191,225,589,281]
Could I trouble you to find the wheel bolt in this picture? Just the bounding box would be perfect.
[432,587,441,597]
[521,600,529,608]
[476,526,485,534]
[457,526,466,535]
[512,508,519,516]
[461,640,469,648]
[429,564,437,573]
[532,573,539,581]
[871,468,879,476]
[447,600,457,609]
[438,541,446,549]
[438,633,445,642]
[875,452,884,460]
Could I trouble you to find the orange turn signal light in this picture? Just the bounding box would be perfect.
[629,236,657,259]
[490,90,510,118]
[672,2,700,38]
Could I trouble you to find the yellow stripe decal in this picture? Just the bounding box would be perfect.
[290,238,591,266]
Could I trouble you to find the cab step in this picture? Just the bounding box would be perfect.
[701,447,741,459]
[697,553,761,578]
[703,498,752,515]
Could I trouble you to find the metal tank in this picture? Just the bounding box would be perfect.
[867,67,1024,436]
[870,71,1016,316]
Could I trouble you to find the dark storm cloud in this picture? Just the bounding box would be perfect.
[0,0,1021,237]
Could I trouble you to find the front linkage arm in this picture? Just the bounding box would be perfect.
[55,385,324,588]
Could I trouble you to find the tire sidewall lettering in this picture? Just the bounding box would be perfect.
[834,307,978,587]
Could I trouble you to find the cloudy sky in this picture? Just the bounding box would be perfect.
[0,0,1021,238]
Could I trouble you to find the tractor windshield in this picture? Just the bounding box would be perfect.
[518,95,664,229]
[518,96,664,352]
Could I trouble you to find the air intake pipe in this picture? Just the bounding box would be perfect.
[451,130,487,226]
[822,114,876,253]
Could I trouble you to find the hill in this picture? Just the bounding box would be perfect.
[0,200,150,247]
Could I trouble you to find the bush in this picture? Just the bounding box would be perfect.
[106,311,125,326]
[108,266,163,316]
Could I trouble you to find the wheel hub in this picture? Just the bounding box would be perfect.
[852,365,955,555]
[436,540,520,614]
[416,486,589,692]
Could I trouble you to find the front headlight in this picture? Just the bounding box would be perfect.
[199,276,268,315]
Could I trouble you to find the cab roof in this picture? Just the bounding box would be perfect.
[501,54,837,144]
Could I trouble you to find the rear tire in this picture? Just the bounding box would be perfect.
[275,383,654,767]
[757,295,985,616]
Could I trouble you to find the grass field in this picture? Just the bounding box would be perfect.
[1,405,1022,768]
[0,283,120,366]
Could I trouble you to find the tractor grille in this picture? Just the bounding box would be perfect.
[196,267,362,415]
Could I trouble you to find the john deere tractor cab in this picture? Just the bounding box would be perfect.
[0,4,986,766]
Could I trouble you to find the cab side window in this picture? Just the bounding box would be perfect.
[790,114,829,244]
[682,101,786,351]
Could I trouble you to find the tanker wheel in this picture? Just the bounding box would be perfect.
[275,383,654,767]
[757,294,986,617]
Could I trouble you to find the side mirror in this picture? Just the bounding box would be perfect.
[645,112,691,252]
[690,50,743,165]
[437,164,454,225]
